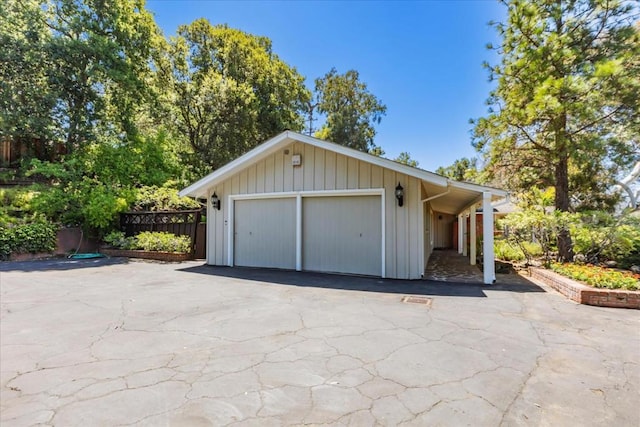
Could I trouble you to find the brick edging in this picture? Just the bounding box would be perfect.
[529,267,639,309]
[101,249,192,262]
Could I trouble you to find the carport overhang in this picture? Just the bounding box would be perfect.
[421,180,508,285]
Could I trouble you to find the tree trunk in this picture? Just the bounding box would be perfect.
[554,113,574,262]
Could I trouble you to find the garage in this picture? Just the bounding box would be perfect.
[180,131,507,282]
[302,195,382,276]
[234,198,296,269]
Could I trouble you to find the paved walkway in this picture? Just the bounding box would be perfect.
[424,250,485,283]
[1,259,638,426]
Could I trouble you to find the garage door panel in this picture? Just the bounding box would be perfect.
[234,198,295,269]
[303,196,381,276]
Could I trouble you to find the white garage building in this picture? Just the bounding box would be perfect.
[180,131,507,283]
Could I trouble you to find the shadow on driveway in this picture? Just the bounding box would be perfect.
[178,264,546,298]
[0,257,129,272]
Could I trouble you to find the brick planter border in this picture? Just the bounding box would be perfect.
[529,267,639,309]
[101,249,192,262]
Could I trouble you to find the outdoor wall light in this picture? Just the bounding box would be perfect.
[211,192,221,210]
[395,182,404,207]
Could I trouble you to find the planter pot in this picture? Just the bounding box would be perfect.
[101,248,193,262]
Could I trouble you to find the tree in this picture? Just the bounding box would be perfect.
[394,152,419,167]
[161,20,309,172]
[313,68,387,152]
[0,1,57,145]
[0,0,162,152]
[436,157,480,182]
[473,0,640,261]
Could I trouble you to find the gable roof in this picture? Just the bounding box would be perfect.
[179,131,507,201]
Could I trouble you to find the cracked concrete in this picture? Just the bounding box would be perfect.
[1,258,639,426]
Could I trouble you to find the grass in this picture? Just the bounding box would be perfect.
[551,263,640,291]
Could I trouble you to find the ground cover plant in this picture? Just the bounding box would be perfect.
[551,263,640,291]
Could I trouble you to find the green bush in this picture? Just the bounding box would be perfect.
[103,231,136,250]
[571,212,640,265]
[135,232,191,253]
[494,239,525,261]
[133,185,201,211]
[104,231,191,253]
[0,220,58,259]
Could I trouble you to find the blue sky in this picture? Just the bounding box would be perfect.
[146,0,507,172]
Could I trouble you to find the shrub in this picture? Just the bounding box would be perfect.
[133,185,201,211]
[103,231,136,250]
[0,220,58,259]
[571,212,640,265]
[551,263,640,291]
[135,232,191,253]
[494,239,525,261]
[104,231,191,253]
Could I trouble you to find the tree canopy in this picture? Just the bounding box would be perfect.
[435,157,480,182]
[0,0,161,151]
[473,0,640,260]
[312,68,387,153]
[160,19,310,173]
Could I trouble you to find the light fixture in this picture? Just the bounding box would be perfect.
[395,182,404,207]
[211,192,221,210]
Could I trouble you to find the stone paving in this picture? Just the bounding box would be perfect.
[424,250,485,283]
[1,258,639,426]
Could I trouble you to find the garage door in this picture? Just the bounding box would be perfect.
[234,198,296,269]
[302,196,381,276]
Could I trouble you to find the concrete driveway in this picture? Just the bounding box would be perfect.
[1,259,638,426]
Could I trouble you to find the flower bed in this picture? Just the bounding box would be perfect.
[529,267,639,309]
[550,263,639,291]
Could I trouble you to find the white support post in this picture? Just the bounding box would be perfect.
[296,193,302,271]
[470,204,476,265]
[462,212,468,257]
[458,214,464,254]
[482,191,496,284]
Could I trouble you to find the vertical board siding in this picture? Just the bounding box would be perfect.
[303,144,314,190]
[336,155,347,189]
[256,161,265,193]
[274,152,284,192]
[247,165,256,194]
[264,155,275,192]
[359,162,371,188]
[314,147,325,190]
[205,140,425,279]
[383,168,397,278]
[347,158,358,189]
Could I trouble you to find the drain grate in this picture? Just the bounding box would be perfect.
[401,296,433,307]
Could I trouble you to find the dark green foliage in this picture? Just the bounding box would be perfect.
[161,19,310,172]
[313,68,386,152]
[0,220,57,259]
[473,0,640,259]
[0,0,162,150]
[436,157,480,182]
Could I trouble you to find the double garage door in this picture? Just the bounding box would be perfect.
[234,195,382,276]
